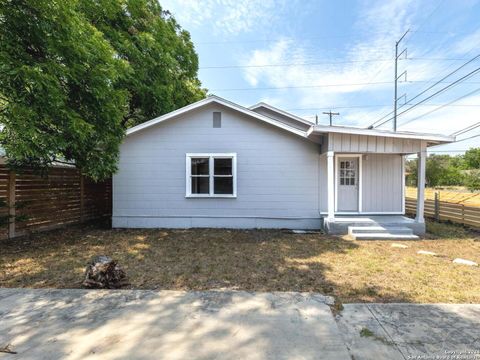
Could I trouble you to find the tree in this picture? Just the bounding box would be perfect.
[464,148,480,169]
[79,0,206,128]
[425,155,464,187]
[406,155,465,188]
[0,0,128,180]
[0,0,205,179]
[465,170,480,191]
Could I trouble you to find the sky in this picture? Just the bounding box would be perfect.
[161,0,480,154]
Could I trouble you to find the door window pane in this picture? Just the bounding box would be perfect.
[191,177,209,194]
[214,158,232,175]
[191,158,209,175]
[214,177,233,194]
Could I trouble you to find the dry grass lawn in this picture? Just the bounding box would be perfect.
[1,221,479,303]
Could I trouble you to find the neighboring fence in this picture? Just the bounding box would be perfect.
[406,191,480,229]
[405,186,480,207]
[0,164,111,240]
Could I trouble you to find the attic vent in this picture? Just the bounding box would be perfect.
[213,112,222,128]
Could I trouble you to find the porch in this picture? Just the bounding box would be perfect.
[323,215,424,238]
[322,143,427,236]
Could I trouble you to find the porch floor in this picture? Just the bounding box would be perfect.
[324,215,425,236]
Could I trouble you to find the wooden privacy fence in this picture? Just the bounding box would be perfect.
[0,164,111,240]
[406,194,480,229]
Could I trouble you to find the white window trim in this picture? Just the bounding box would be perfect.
[186,153,237,198]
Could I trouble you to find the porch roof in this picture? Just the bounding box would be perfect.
[308,124,455,145]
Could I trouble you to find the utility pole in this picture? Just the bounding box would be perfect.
[323,111,339,126]
[393,29,409,132]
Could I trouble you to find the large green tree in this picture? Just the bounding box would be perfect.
[79,0,206,128]
[0,0,128,180]
[0,0,205,179]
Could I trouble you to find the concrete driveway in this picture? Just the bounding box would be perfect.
[0,289,349,360]
[1,289,480,360]
[336,303,480,360]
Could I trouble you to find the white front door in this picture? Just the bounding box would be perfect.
[337,157,359,212]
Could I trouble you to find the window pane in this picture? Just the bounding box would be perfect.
[191,158,209,175]
[214,177,233,194]
[191,177,209,194]
[214,158,232,175]
[351,178,355,186]
[340,178,345,185]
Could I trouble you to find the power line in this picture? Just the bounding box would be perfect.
[200,58,394,69]
[455,133,480,143]
[427,150,474,152]
[210,80,480,92]
[285,103,480,111]
[399,87,480,127]
[211,81,392,91]
[373,66,480,128]
[195,30,452,45]
[199,57,472,69]
[367,53,480,128]
[405,0,446,45]
[451,122,480,136]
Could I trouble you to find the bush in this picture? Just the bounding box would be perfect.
[465,170,480,191]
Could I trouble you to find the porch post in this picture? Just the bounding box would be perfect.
[327,151,335,221]
[416,142,427,223]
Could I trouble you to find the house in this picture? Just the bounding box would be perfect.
[112,95,454,237]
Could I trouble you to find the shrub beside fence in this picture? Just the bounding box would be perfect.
[406,195,480,229]
[0,164,111,240]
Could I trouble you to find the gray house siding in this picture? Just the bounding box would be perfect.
[113,104,322,229]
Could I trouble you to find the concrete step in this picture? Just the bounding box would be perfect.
[348,226,414,235]
[351,233,420,240]
[347,225,419,240]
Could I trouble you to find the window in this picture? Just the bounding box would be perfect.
[339,160,356,186]
[186,153,236,197]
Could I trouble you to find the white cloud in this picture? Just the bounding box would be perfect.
[452,28,480,55]
[161,0,285,35]
[240,0,418,115]
[239,0,479,138]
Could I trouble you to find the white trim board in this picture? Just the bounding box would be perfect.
[127,95,307,138]
[309,124,454,143]
[126,95,454,145]
[249,102,314,126]
[334,154,362,212]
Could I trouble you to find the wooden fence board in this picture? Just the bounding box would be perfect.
[0,164,111,240]
[406,194,480,230]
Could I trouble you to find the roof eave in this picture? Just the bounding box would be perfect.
[310,125,455,144]
[126,95,308,138]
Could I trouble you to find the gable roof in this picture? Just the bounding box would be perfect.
[126,95,455,145]
[249,102,314,126]
[126,95,308,138]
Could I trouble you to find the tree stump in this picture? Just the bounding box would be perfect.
[82,255,128,289]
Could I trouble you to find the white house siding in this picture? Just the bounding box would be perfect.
[327,133,422,154]
[113,103,322,229]
[361,154,403,213]
[317,153,404,213]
